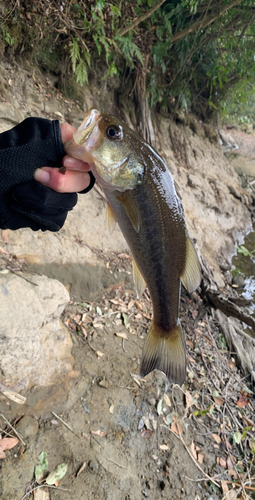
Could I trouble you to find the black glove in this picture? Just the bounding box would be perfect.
[0,117,94,231]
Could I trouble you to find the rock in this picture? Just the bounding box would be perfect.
[15,415,39,440]
[194,433,206,446]
[232,274,245,289]
[212,270,225,289]
[0,273,88,418]
[218,129,238,150]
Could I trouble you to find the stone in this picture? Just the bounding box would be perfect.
[15,415,39,440]
[232,274,245,289]
[0,273,88,418]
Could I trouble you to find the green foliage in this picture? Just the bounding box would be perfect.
[1,27,14,47]
[236,245,255,259]
[232,268,244,277]
[114,34,144,69]
[218,332,227,351]
[2,0,255,119]
[70,38,90,85]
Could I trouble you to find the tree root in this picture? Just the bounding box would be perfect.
[197,248,255,380]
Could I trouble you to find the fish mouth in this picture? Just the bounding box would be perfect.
[73,108,101,146]
[63,108,101,161]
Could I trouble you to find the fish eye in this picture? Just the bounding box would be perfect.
[106,125,122,140]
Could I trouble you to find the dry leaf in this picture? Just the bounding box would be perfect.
[227,469,238,479]
[213,396,224,406]
[91,430,107,437]
[159,444,169,451]
[93,323,104,329]
[163,393,171,407]
[75,462,87,478]
[187,355,196,363]
[109,404,114,414]
[197,453,204,464]
[0,437,19,453]
[96,351,104,357]
[211,433,221,444]
[225,491,237,500]
[236,394,250,408]
[185,391,194,409]
[219,457,227,468]
[171,416,183,436]
[226,454,235,471]
[221,480,229,495]
[190,441,197,460]
[34,486,50,500]
[186,340,194,348]
[141,429,153,439]
[115,332,128,340]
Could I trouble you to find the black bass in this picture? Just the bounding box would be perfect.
[64,108,201,385]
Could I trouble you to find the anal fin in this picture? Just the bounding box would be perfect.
[181,235,201,293]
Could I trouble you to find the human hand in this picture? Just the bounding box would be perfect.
[34,123,93,193]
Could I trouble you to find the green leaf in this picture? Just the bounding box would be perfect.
[69,38,80,72]
[76,60,88,85]
[45,463,68,485]
[233,431,242,445]
[35,451,48,482]
[165,413,173,425]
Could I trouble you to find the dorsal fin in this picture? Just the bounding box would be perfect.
[181,235,201,293]
[117,191,140,232]
[132,257,146,299]
[106,202,116,234]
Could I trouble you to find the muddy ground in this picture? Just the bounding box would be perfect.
[1,250,255,500]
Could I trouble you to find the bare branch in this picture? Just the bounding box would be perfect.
[117,0,166,37]
[171,0,243,44]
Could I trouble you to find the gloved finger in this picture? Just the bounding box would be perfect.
[34,166,91,193]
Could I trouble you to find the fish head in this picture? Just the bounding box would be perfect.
[64,108,144,191]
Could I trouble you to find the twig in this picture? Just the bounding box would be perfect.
[51,412,78,437]
[105,457,126,469]
[161,424,220,488]
[20,484,70,500]
[118,0,166,37]
[7,268,38,286]
[90,432,104,449]
[224,480,255,491]
[0,414,25,446]
[0,383,26,404]
[0,427,17,439]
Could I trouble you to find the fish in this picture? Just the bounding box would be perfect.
[64,108,201,385]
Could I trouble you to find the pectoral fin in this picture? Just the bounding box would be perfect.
[106,202,116,234]
[117,191,140,232]
[132,258,146,299]
[181,235,201,293]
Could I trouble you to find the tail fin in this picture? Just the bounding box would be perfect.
[140,321,186,385]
